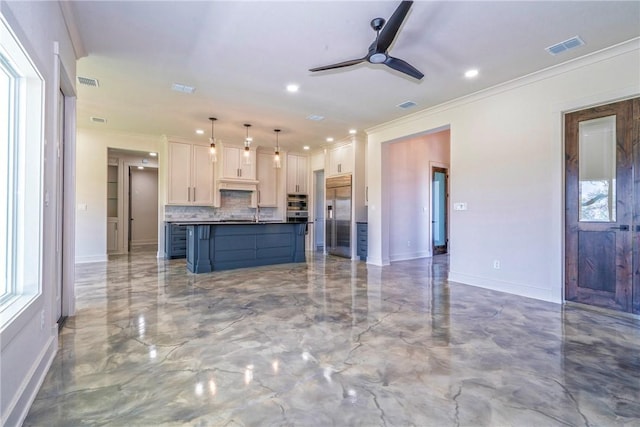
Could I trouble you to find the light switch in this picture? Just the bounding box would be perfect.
[77,203,87,211]
[453,202,467,211]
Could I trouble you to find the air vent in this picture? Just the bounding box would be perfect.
[78,76,99,87]
[306,114,325,121]
[546,36,585,56]
[397,100,417,109]
[171,83,195,94]
[90,116,107,124]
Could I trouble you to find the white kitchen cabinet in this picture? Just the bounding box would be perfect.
[257,151,278,207]
[168,141,215,205]
[221,145,256,180]
[286,153,308,194]
[327,143,353,176]
[107,218,118,252]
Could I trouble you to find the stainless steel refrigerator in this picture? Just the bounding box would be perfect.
[326,175,352,258]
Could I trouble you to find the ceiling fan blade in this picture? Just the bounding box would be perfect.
[309,58,365,72]
[384,56,424,80]
[376,1,413,53]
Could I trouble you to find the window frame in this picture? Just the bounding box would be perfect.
[0,13,45,336]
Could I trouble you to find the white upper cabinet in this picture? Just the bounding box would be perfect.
[168,141,215,205]
[256,151,278,207]
[221,145,256,180]
[327,143,353,177]
[287,153,308,194]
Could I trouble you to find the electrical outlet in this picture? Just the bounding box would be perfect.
[407,240,411,247]
[493,260,501,270]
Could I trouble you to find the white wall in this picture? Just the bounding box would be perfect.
[384,130,450,261]
[367,39,640,303]
[0,2,77,426]
[75,128,165,262]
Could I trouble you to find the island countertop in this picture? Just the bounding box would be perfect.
[166,220,290,225]
[184,222,306,273]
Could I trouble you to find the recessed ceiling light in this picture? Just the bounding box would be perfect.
[307,114,325,121]
[349,129,357,135]
[326,137,334,142]
[195,129,204,135]
[286,84,299,93]
[465,69,479,78]
[149,152,157,157]
[171,83,195,94]
[303,146,310,150]
[137,166,144,170]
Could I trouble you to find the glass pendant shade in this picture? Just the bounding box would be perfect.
[243,124,252,165]
[273,129,282,169]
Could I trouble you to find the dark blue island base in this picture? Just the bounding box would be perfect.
[185,222,306,273]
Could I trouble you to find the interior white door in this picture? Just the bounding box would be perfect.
[130,168,159,246]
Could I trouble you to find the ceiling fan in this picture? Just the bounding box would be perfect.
[309,0,424,80]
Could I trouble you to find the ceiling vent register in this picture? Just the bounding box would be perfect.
[546,36,585,55]
[397,100,417,109]
[78,76,99,87]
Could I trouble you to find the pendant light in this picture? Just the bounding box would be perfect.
[208,117,217,163]
[243,124,252,165]
[273,129,281,169]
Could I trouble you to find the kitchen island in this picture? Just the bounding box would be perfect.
[181,222,306,273]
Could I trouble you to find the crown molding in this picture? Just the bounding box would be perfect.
[367,37,640,136]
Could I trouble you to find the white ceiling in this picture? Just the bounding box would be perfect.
[67,1,640,152]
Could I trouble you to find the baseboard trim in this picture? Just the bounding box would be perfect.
[3,334,57,427]
[448,271,561,304]
[75,254,108,264]
[131,240,157,246]
[389,251,430,262]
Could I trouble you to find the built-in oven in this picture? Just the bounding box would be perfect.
[286,210,309,223]
[287,194,307,213]
[287,194,309,233]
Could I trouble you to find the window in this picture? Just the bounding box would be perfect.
[0,15,44,325]
[0,51,14,302]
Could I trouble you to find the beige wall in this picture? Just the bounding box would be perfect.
[367,39,640,303]
[76,128,165,262]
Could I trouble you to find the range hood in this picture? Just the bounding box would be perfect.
[217,179,259,208]
[217,178,259,193]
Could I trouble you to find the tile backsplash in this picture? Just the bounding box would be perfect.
[165,191,277,221]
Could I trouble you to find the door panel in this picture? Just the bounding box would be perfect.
[565,98,639,313]
[432,167,448,255]
[130,168,159,246]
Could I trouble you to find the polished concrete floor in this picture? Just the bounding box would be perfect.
[24,248,640,426]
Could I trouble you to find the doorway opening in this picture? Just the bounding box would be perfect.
[382,127,450,262]
[106,148,159,255]
[128,166,159,251]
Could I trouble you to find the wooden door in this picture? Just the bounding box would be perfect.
[565,98,639,314]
